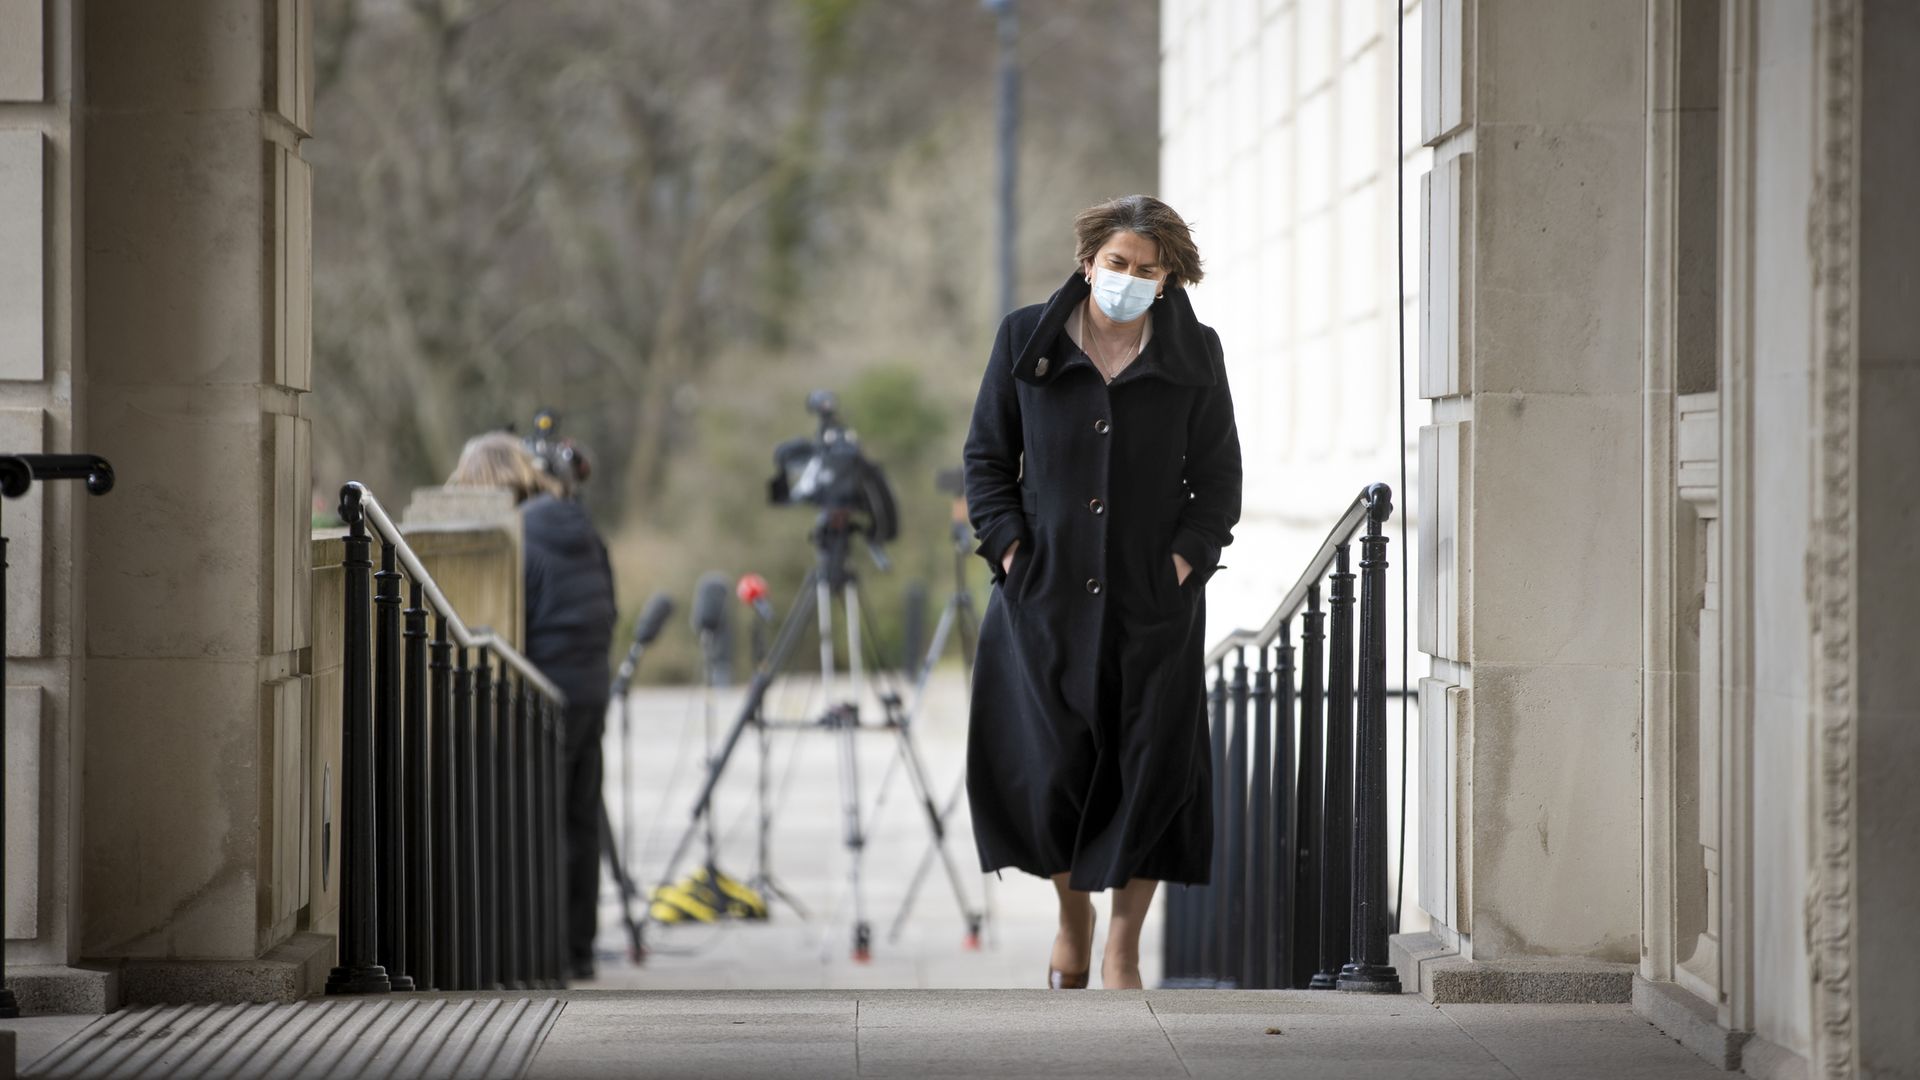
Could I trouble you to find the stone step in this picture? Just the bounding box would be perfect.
[24,995,559,1080]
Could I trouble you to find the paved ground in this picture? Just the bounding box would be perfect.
[583,672,1156,990]
[0,676,1703,1078]
[528,989,1727,1079]
[2,990,1725,1079]
[584,669,1419,992]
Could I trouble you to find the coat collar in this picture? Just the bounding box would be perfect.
[1011,271,1218,388]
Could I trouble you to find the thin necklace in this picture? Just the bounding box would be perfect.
[1083,300,1145,384]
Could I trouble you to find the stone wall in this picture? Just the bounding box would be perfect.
[0,0,85,975]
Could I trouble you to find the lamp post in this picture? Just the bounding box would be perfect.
[983,0,1019,319]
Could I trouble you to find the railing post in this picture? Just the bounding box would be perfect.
[430,617,458,992]
[1223,647,1250,987]
[1273,622,1297,989]
[1313,545,1357,989]
[374,541,414,990]
[1293,586,1325,988]
[1338,484,1402,993]
[1206,658,1228,984]
[517,679,537,987]
[537,687,560,983]
[327,484,391,994]
[404,582,433,989]
[454,646,481,989]
[497,668,520,989]
[1248,643,1274,988]
[474,652,498,989]
[550,699,569,984]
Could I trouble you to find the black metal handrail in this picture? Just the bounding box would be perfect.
[1164,482,1402,993]
[325,482,569,994]
[0,455,113,1018]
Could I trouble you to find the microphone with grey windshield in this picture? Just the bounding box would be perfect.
[692,572,735,687]
[611,592,674,697]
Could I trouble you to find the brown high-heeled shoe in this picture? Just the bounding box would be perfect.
[1047,910,1096,989]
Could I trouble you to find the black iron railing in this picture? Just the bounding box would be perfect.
[326,482,569,994]
[1164,482,1402,993]
[0,455,113,1018]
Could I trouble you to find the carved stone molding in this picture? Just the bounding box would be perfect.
[1805,0,1860,1076]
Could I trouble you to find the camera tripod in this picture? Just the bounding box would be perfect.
[872,517,994,945]
[637,511,983,961]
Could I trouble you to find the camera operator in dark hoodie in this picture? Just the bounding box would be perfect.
[446,432,616,980]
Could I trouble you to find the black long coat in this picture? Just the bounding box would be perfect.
[522,494,617,714]
[964,271,1242,891]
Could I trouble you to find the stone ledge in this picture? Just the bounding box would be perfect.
[1632,975,1747,1070]
[118,932,334,1006]
[4,965,119,1016]
[1738,1032,1809,1080]
[1389,931,1633,1003]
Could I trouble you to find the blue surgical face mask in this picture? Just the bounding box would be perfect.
[1089,266,1160,323]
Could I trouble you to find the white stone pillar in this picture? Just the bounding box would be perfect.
[78,0,319,998]
[1416,0,1648,964]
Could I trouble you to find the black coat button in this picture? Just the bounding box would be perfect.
[1085,578,1103,595]
[1093,419,1111,435]
[1088,498,1105,515]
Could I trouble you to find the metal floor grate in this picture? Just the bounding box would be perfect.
[26,996,563,1080]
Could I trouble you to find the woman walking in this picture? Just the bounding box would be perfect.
[964,195,1242,990]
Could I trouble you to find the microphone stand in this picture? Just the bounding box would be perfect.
[606,605,665,962]
[742,598,807,922]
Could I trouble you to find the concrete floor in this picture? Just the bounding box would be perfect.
[524,989,1727,1080]
[585,673,1152,990]
[10,675,1675,1079]
[0,989,1727,1079]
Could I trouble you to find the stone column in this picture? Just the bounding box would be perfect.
[1835,2,1920,1073]
[1415,0,1648,966]
[0,0,116,1013]
[79,1,321,1000]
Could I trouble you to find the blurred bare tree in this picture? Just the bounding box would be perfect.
[311,0,1157,677]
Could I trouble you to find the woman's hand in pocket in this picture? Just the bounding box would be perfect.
[1173,552,1193,587]
[1002,540,1021,578]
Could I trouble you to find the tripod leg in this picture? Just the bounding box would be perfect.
[846,582,947,838]
[907,601,960,722]
[621,695,634,892]
[886,587,988,944]
[889,722,982,943]
[835,582,871,961]
[747,701,808,921]
[637,570,819,952]
[888,769,971,945]
[600,801,644,961]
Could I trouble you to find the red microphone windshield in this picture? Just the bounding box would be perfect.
[737,573,770,605]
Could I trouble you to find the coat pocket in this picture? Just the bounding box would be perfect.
[998,534,1044,595]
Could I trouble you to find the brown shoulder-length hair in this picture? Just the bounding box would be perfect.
[446,431,558,504]
[1072,195,1205,289]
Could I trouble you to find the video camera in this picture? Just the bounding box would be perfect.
[767,390,900,545]
[526,407,591,493]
